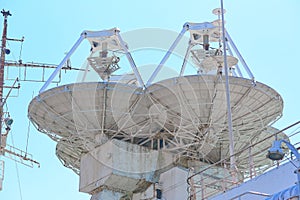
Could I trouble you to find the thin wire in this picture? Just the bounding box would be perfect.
[25,118,30,156]
[285,154,298,169]
[14,159,23,200]
[289,130,300,138]
[10,131,23,200]
[6,41,17,61]
[25,91,35,156]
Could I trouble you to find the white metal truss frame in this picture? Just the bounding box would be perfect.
[146,22,255,87]
[39,22,255,93]
[39,28,145,93]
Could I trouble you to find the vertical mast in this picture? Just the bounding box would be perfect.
[0,10,11,136]
[219,0,236,173]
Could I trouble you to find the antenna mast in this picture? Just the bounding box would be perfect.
[0,9,11,191]
[0,10,41,191]
[0,9,11,138]
[0,9,84,191]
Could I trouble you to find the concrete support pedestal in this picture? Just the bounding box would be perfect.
[79,140,174,199]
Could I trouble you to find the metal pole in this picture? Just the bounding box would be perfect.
[116,33,145,87]
[179,43,194,76]
[220,0,236,171]
[225,30,254,80]
[0,10,11,147]
[226,44,243,77]
[39,33,85,93]
[146,26,187,86]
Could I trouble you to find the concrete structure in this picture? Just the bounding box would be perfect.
[79,139,174,199]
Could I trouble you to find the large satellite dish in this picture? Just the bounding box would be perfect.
[28,74,283,173]
[28,10,286,199]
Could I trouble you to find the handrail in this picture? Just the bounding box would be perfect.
[229,191,271,200]
[186,121,300,200]
[187,120,300,184]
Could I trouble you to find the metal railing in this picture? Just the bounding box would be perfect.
[229,191,271,200]
[187,121,300,200]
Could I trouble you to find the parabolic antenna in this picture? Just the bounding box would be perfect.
[28,74,283,173]
[28,10,287,199]
[144,75,283,160]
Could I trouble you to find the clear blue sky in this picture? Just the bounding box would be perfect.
[0,0,300,200]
